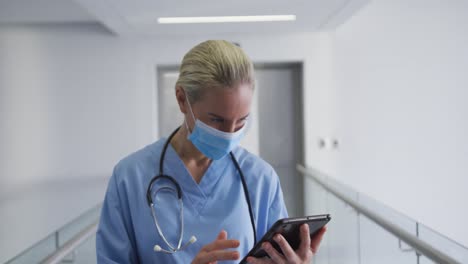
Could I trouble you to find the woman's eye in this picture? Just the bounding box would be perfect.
[211,118,224,123]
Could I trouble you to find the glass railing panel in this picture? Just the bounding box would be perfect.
[304,174,360,264]
[304,176,328,215]
[303,170,419,264]
[56,204,101,247]
[357,192,418,264]
[419,255,436,264]
[60,235,97,264]
[418,223,468,264]
[358,213,417,264]
[325,190,360,264]
[5,233,56,264]
[300,166,468,264]
[304,177,329,264]
[4,204,101,264]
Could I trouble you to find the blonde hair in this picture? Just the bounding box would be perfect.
[176,40,255,103]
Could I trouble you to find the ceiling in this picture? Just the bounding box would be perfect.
[0,0,369,36]
[0,0,96,23]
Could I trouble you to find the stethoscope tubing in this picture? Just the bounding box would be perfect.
[146,126,257,254]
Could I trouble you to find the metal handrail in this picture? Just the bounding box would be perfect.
[40,221,98,264]
[297,164,461,264]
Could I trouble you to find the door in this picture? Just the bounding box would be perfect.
[256,63,304,217]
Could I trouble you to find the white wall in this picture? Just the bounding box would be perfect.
[330,0,468,247]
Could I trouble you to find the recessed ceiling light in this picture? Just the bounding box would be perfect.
[157,15,296,24]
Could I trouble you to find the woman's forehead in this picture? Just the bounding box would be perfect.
[195,84,253,118]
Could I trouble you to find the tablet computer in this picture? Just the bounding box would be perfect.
[239,214,331,264]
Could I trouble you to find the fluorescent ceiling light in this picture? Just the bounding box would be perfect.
[158,15,296,24]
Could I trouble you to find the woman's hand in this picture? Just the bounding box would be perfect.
[192,230,240,264]
[246,224,326,264]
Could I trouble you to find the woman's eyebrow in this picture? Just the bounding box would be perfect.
[207,113,250,119]
[240,113,250,119]
[208,113,224,119]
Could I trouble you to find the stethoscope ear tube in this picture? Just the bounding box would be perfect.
[146,127,182,207]
[146,174,183,206]
[230,152,257,245]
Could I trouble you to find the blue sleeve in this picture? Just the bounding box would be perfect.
[96,168,139,263]
[267,170,289,229]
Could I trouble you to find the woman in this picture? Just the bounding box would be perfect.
[96,40,326,263]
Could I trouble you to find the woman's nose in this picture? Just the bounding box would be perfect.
[221,122,237,133]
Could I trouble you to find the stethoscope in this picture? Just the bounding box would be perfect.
[146,127,257,254]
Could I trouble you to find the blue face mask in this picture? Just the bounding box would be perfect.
[184,95,247,160]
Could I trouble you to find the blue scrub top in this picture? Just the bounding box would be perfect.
[96,138,288,263]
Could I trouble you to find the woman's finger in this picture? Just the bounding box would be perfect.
[310,226,327,254]
[272,234,297,261]
[196,249,240,263]
[202,239,240,252]
[262,242,286,264]
[298,224,311,255]
[216,230,227,240]
[246,256,275,264]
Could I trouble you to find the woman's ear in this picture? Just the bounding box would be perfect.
[175,86,187,114]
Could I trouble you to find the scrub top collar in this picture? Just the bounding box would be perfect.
[163,141,232,213]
